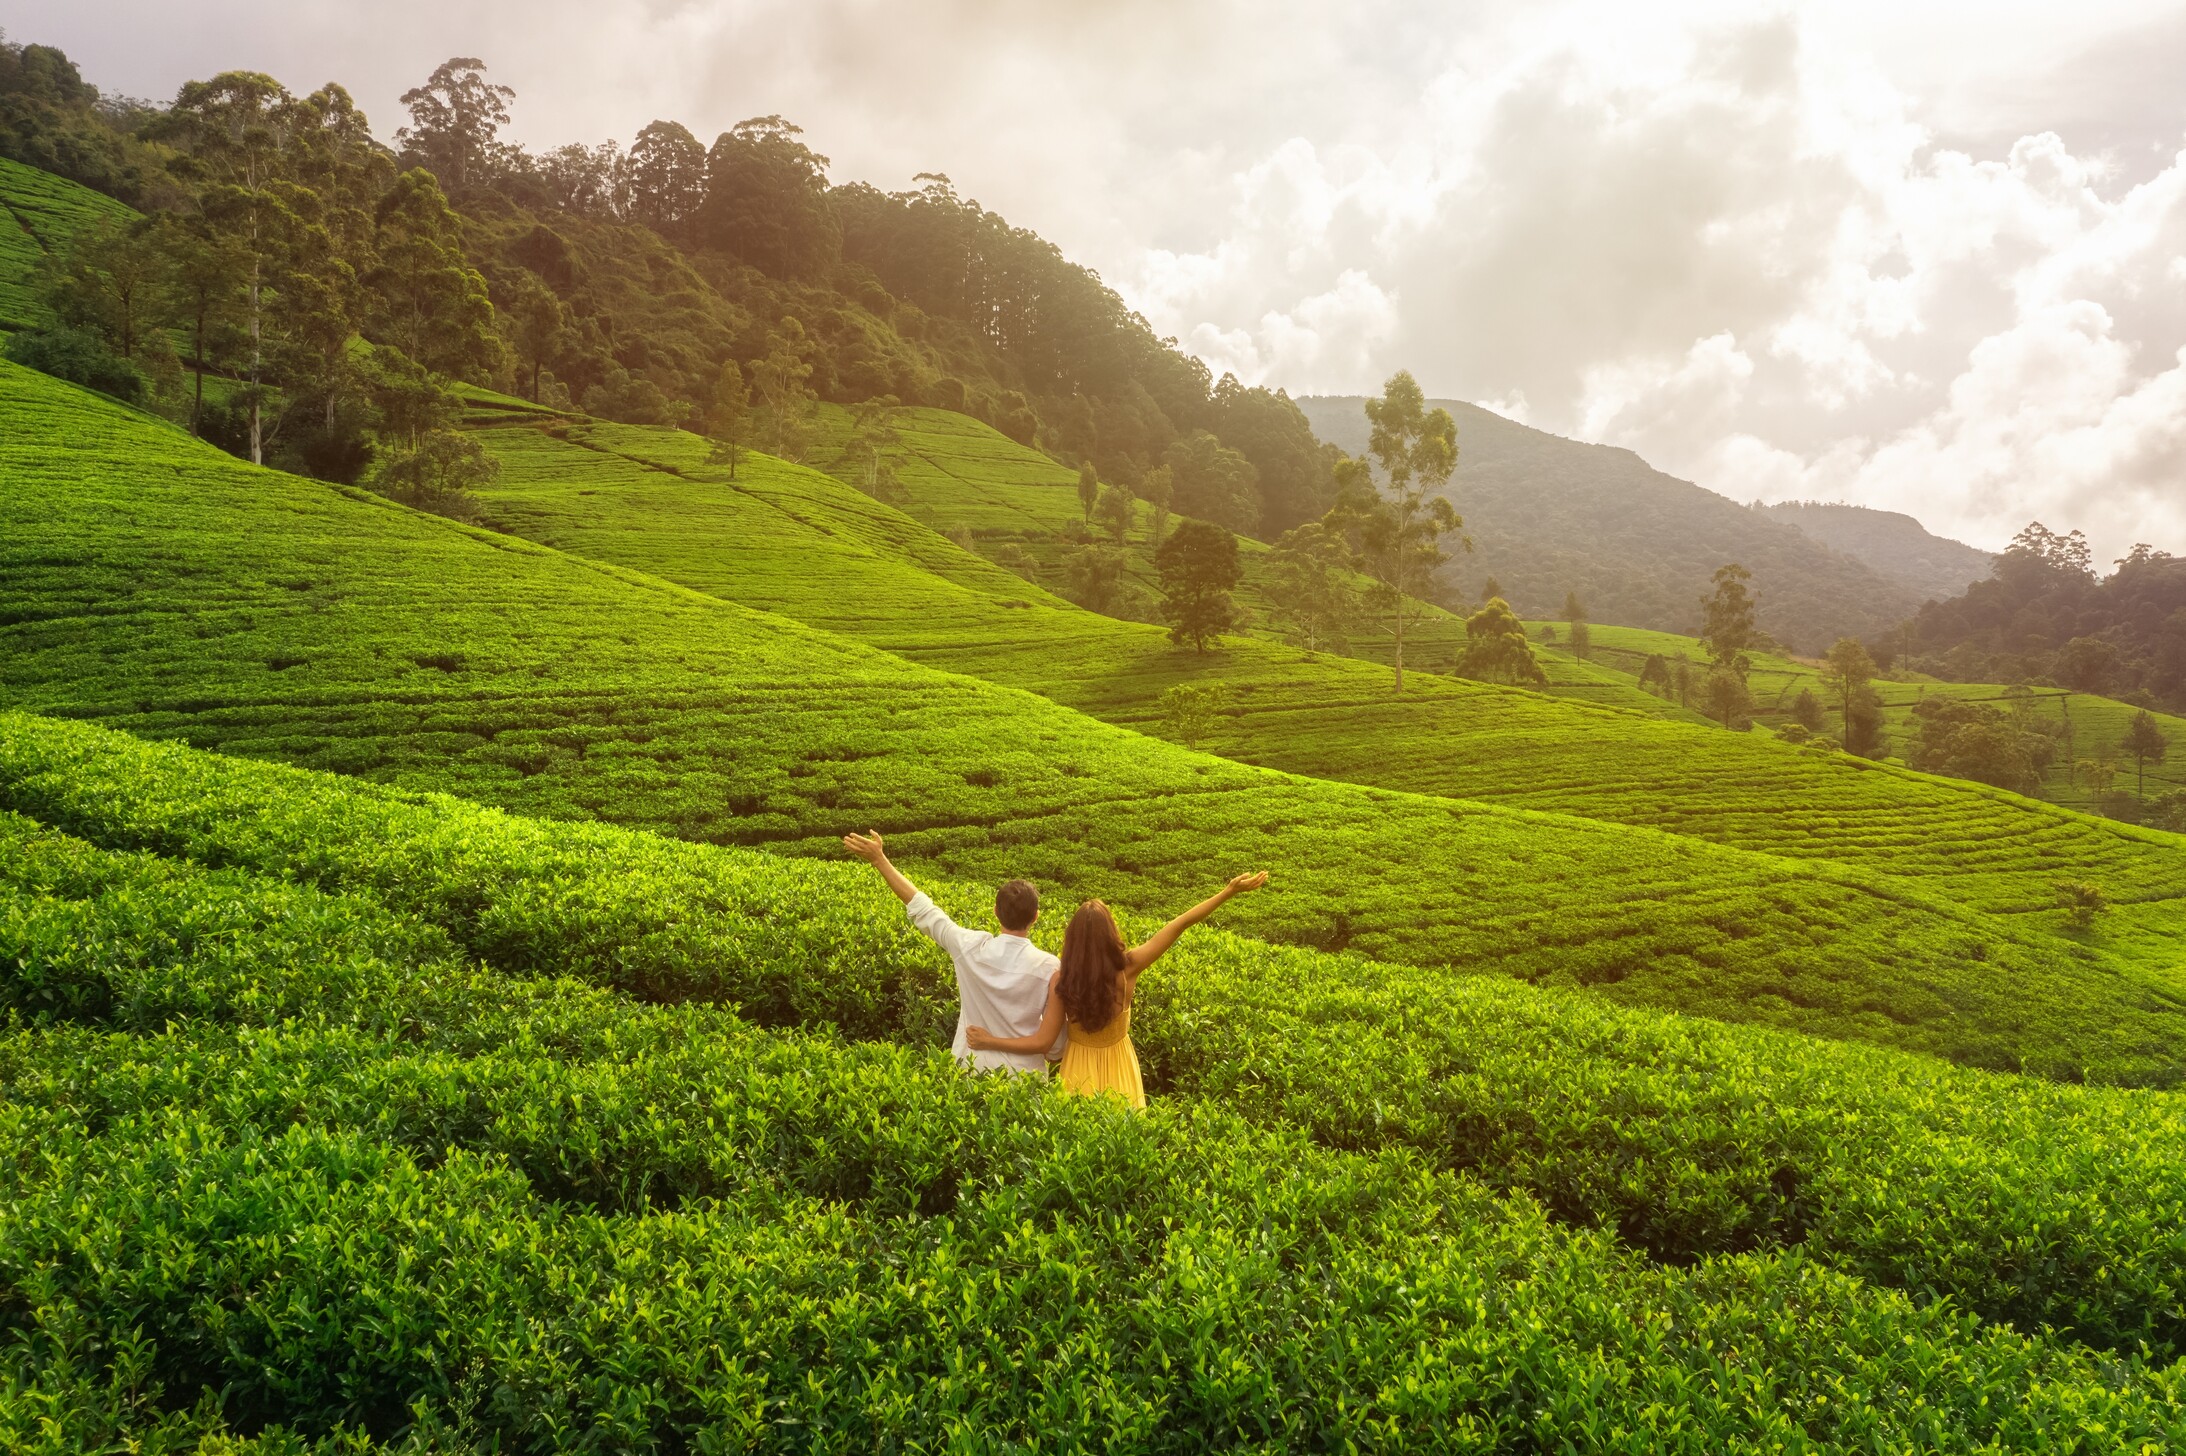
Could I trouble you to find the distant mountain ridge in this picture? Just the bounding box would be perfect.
[1296,395,1920,652]
[1752,500,1994,605]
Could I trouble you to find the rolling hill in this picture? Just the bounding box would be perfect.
[0,152,133,331]
[5,710,2186,1449]
[1554,619,2186,812]
[7,359,2184,1079]
[1297,394,1927,651]
[5,97,2186,1453]
[463,401,2186,930]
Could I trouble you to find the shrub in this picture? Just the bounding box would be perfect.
[2054,879,2108,930]
[3,324,144,402]
[1159,682,1228,748]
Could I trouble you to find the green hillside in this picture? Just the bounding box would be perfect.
[7,359,2184,1077]
[799,402,1691,719]
[464,406,2186,932]
[1562,620,2186,811]
[5,713,2186,1449]
[0,153,133,330]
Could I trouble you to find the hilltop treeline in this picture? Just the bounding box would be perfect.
[1889,524,2186,713]
[0,30,167,204]
[0,39,1337,536]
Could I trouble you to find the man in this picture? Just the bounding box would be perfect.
[842,829,1064,1072]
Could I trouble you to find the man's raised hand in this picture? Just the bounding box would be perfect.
[843,830,887,863]
[1226,871,1270,895]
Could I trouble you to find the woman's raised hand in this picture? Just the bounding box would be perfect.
[1226,871,1270,895]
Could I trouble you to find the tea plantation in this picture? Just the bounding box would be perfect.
[468,410,2186,927]
[0,155,135,331]
[5,133,2186,1445]
[12,361,2183,1077]
[5,712,2186,1451]
[1588,622,2186,807]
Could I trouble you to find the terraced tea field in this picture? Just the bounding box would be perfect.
[6,359,2180,1075]
[803,403,1690,718]
[1565,621,2186,809]
[0,156,135,331]
[5,713,2186,1450]
[469,412,2186,926]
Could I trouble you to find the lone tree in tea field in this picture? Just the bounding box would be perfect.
[1157,518,1241,652]
[1456,597,1546,685]
[705,360,751,479]
[1563,591,1590,658]
[1702,665,1755,730]
[2122,710,2171,798]
[1077,461,1099,524]
[1701,563,1758,679]
[846,396,904,500]
[1159,682,1228,747]
[1327,370,1466,693]
[750,317,817,459]
[1819,637,1876,733]
[1065,543,1127,614]
[1268,520,1358,653]
[1094,482,1135,545]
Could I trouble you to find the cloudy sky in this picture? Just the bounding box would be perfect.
[18,0,2186,559]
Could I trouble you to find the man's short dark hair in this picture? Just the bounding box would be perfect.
[995,879,1039,931]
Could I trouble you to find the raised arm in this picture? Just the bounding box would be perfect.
[843,830,919,905]
[1122,871,1268,975]
[965,976,1066,1055]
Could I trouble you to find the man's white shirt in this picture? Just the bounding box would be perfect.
[904,891,1064,1072]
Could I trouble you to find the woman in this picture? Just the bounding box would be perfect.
[966,871,1267,1109]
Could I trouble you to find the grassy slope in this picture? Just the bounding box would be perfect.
[805,404,1689,720]
[4,359,2181,1076]
[0,156,135,331]
[468,412,2186,928]
[1563,620,2186,809]
[7,718,2185,1448]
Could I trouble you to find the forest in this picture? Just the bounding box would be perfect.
[1892,523,2186,714]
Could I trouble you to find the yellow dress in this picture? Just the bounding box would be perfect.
[1057,1003,1146,1110]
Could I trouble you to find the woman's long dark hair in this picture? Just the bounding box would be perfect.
[1056,900,1128,1032]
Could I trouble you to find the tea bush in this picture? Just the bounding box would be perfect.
[9,712,2186,1367]
[9,363,2181,1075]
[486,409,2186,918]
[0,156,136,330]
[5,818,2186,1449]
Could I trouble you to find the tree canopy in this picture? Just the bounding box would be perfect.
[4,40,1344,536]
[1456,597,1545,685]
[1906,526,2185,712]
[1156,519,1241,653]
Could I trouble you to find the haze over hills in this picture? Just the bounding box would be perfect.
[1754,500,1996,604]
[1298,394,1945,651]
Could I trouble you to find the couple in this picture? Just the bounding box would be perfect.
[844,831,1266,1110]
